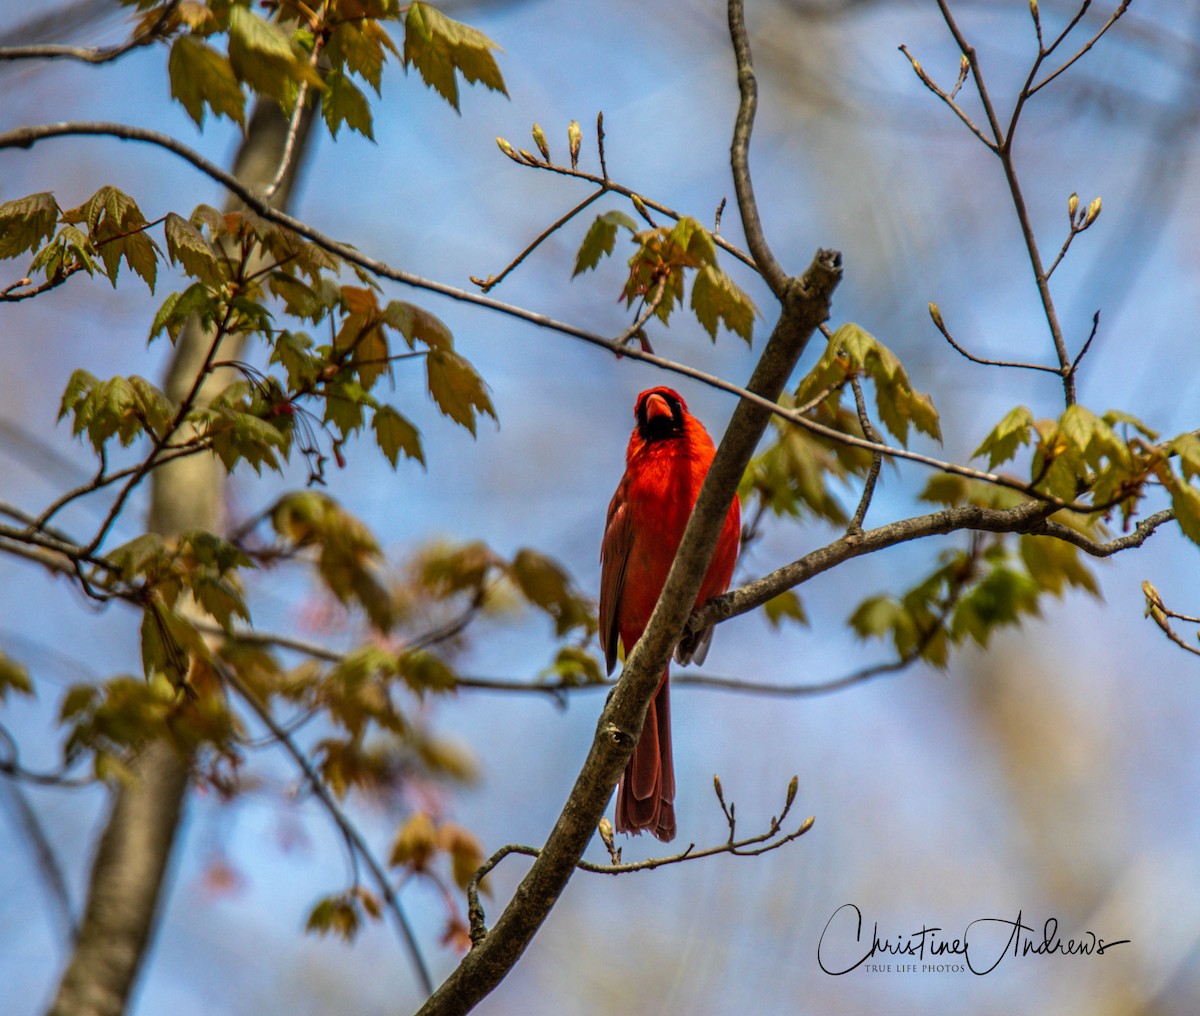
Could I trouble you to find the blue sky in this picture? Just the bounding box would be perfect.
[2,1,1200,1013]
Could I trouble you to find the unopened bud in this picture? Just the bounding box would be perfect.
[785,775,798,809]
[518,148,539,165]
[1067,192,1079,222]
[928,301,945,331]
[1029,0,1039,22]
[496,137,520,162]
[1083,196,1102,227]
[531,123,549,161]
[713,774,725,807]
[631,193,652,224]
[568,119,582,169]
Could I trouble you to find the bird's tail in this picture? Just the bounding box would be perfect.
[615,667,676,842]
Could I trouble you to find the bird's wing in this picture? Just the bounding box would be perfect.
[599,482,632,675]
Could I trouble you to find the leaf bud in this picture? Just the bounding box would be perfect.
[531,123,550,161]
[1029,0,1039,23]
[1067,191,1079,222]
[928,301,945,331]
[785,775,798,809]
[568,119,582,169]
[1083,196,1102,228]
[496,137,520,162]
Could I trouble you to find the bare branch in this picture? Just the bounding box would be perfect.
[693,502,1175,635]
[471,187,607,293]
[845,376,882,535]
[928,303,1061,375]
[1029,2,1133,96]
[727,0,788,296]
[467,781,813,944]
[0,1,178,64]
[929,0,1078,404]
[898,45,997,151]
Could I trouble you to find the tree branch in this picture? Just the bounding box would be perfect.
[727,0,788,297]
[693,502,1175,634]
[466,780,813,944]
[0,0,178,65]
[219,662,434,997]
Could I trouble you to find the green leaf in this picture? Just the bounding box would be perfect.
[763,589,808,628]
[168,36,246,127]
[327,19,396,93]
[373,405,425,467]
[384,301,453,350]
[305,894,362,942]
[573,210,637,277]
[163,213,221,284]
[1170,433,1200,482]
[0,651,33,702]
[322,67,375,139]
[141,606,186,685]
[29,225,96,280]
[149,282,215,344]
[322,378,371,438]
[398,648,459,694]
[972,406,1035,470]
[1019,534,1099,597]
[509,548,592,636]
[540,645,604,686]
[950,566,1041,647]
[426,349,495,436]
[1161,469,1200,546]
[270,329,319,388]
[1103,409,1158,441]
[403,1,507,110]
[63,186,159,291]
[0,192,60,260]
[690,263,756,343]
[849,594,908,642]
[227,6,319,101]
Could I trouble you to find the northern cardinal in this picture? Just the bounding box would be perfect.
[599,387,741,841]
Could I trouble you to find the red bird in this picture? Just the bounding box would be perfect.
[599,387,741,841]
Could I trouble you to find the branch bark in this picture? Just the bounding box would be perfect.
[415,3,841,1009]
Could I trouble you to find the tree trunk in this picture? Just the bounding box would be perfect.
[46,99,316,1016]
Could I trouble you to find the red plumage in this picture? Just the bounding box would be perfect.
[599,387,740,841]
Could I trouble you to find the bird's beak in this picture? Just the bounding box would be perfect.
[644,393,673,422]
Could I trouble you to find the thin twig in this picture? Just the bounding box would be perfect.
[0,772,79,943]
[846,376,882,535]
[727,0,788,296]
[219,662,434,997]
[1071,310,1101,372]
[929,304,1061,375]
[466,780,813,944]
[471,187,607,293]
[1029,1,1132,97]
[0,0,179,64]
[262,5,327,201]
[898,45,997,151]
[0,267,85,302]
[930,0,1077,404]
